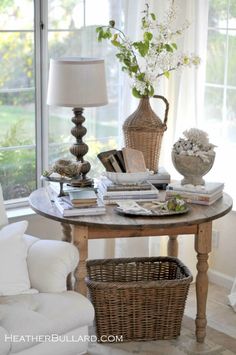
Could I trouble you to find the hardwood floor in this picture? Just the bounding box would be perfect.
[185,282,236,339]
[88,283,236,354]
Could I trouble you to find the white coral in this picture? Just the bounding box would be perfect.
[183,128,209,147]
[172,128,216,162]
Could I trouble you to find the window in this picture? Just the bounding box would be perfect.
[0,0,124,203]
[203,0,236,202]
[0,0,36,201]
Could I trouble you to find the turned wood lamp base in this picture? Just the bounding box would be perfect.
[69,107,93,187]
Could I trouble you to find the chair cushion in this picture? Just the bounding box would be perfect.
[0,291,94,353]
[0,221,37,296]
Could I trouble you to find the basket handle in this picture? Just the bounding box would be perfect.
[153,95,169,130]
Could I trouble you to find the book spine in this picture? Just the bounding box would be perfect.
[103,197,159,205]
[167,184,224,195]
[166,190,222,201]
[180,195,222,205]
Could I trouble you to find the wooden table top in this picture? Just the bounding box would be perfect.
[29,188,233,229]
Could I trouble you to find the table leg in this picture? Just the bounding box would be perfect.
[61,222,72,243]
[60,222,73,290]
[167,235,178,257]
[73,225,88,296]
[194,222,212,343]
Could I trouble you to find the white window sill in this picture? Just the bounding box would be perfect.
[7,207,35,219]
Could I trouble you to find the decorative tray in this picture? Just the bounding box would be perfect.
[114,200,189,217]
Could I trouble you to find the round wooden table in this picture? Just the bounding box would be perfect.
[29,187,232,343]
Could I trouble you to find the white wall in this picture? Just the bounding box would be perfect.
[210,211,236,279]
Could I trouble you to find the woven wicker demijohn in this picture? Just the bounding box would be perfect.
[123,95,169,173]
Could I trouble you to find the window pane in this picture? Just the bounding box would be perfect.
[208,0,228,28]
[0,147,36,200]
[227,31,236,86]
[203,86,223,126]
[0,1,35,201]
[0,33,34,90]
[0,91,35,147]
[48,0,111,30]
[206,30,226,84]
[0,0,34,31]
[226,89,236,142]
[229,0,236,22]
[48,0,84,30]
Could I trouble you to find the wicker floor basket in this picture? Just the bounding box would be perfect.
[86,257,192,342]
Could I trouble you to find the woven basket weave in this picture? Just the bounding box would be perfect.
[86,257,192,342]
[123,95,169,173]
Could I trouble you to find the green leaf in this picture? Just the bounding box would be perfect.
[165,44,173,52]
[148,85,154,97]
[132,87,143,98]
[136,73,145,81]
[142,17,148,28]
[130,65,139,73]
[111,39,121,47]
[133,41,149,57]
[98,30,104,42]
[183,56,190,64]
[171,42,177,50]
[144,32,153,42]
[123,58,131,66]
[150,13,156,21]
[96,26,102,33]
[163,71,170,79]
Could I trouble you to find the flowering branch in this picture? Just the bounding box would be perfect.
[96,2,200,98]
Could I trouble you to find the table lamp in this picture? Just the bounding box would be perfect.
[47,57,108,186]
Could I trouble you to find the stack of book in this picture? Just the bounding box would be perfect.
[96,177,159,205]
[166,182,224,205]
[52,188,106,217]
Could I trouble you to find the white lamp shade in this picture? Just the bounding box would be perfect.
[47,57,108,107]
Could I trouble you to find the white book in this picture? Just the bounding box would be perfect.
[103,183,158,197]
[167,182,224,195]
[54,197,106,217]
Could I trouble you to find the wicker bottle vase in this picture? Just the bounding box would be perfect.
[123,95,169,173]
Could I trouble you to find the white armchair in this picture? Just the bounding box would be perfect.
[0,186,94,355]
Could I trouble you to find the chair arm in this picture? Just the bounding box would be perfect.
[27,239,79,293]
[0,326,11,355]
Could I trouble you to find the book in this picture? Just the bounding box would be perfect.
[177,194,223,206]
[122,147,147,173]
[103,182,158,198]
[68,190,97,204]
[107,182,152,192]
[166,190,223,203]
[101,197,160,205]
[166,182,224,195]
[108,154,123,172]
[114,150,126,172]
[101,185,159,204]
[97,150,117,172]
[54,197,106,217]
